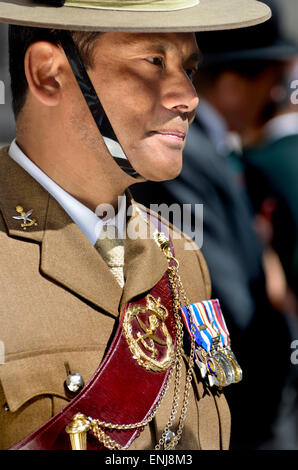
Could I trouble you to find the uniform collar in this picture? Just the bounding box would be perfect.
[8,139,127,244]
[0,146,168,317]
[196,99,242,156]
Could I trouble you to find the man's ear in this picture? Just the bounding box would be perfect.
[24,41,64,107]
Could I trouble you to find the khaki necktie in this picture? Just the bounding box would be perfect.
[95,224,125,288]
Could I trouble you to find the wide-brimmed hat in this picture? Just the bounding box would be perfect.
[0,0,271,32]
[196,0,298,65]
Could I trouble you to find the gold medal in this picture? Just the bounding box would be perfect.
[215,350,235,386]
[223,349,243,383]
[212,356,227,388]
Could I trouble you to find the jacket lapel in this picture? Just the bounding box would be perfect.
[121,204,168,312]
[41,196,123,316]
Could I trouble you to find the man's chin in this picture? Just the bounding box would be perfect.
[126,148,183,182]
[141,164,182,182]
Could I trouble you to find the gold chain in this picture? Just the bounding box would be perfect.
[154,233,196,450]
[86,363,176,450]
[83,215,196,450]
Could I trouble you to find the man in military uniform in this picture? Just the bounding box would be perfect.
[0,0,270,450]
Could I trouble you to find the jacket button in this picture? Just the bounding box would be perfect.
[65,373,85,396]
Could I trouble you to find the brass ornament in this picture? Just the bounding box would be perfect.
[123,294,175,372]
[65,413,91,450]
[154,231,171,251]
[12,205,38,230]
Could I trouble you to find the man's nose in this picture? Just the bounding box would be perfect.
[161,71,199,115]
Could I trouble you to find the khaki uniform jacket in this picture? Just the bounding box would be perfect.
[0,146,230,450]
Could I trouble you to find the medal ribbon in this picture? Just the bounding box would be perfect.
[202,300,230,347]
[181,299,230,353]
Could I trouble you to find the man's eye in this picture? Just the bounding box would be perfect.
[146,57,164,67]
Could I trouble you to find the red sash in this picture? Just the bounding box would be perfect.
[10,219,177,450]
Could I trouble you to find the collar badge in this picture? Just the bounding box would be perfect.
[12,205,38,230]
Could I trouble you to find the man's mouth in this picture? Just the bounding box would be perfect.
[150,129,187,142]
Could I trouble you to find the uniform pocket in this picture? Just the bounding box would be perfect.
[0,350,101,449]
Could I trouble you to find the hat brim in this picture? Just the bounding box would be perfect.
[0,0,271,32]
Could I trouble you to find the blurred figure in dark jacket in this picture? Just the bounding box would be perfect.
[243,58,298,450]
[131,0,298,449]
[244,60,298,309]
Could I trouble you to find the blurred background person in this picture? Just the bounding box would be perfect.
[243,60,298,313]
[132,0,298,449]
[242,56,298,451]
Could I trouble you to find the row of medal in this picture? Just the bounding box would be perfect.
[181,299,243,388]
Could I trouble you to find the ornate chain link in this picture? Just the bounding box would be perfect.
[79,217,197,451]
[154,234,196,450]
[85,362,176,450]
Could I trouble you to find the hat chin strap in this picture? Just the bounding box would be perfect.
[59,30,143,180]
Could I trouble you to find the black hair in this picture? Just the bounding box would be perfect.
[8,25,100,118]
[194,59,283,91]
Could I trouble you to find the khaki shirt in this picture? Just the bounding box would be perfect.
[0,147,230,450]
